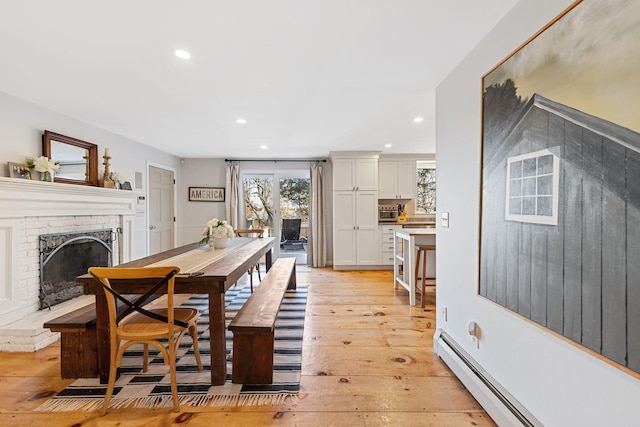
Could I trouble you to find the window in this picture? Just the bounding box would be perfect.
[505,148,559,225]
[416,161,436,214]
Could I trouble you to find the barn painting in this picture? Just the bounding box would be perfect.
[480,0,640,374]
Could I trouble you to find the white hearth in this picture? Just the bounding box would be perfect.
[0,177,141,351]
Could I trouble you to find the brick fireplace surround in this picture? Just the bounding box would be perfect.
[0,177,139,351]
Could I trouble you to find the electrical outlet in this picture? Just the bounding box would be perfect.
[470,335,479,348]
[441,306,448,322]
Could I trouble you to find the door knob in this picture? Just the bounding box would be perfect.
[149,225,156,230]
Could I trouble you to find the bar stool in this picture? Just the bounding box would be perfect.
[415,244,436,308]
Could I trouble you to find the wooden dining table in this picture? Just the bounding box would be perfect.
[77,236,275,385]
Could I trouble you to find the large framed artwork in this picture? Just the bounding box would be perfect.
[480,0,640,375]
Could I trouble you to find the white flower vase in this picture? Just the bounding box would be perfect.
[40,171,54,182]
[208,239,215,251]
[213,235,228,249]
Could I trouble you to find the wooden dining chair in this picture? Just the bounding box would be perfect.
[88,266,203,415]
[234,228,264,292]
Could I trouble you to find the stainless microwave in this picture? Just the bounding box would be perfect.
[378,205,398,222]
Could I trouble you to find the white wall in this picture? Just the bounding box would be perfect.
[0,91,179,258]
[176,158,227,246]
[0,91,331,259]
[435,1,640,426]
[0,91,178,188]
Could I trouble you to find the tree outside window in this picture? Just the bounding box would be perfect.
[416,163,436,214]
[243,176,310,229]
[243,177,274,229]
[279,178,309,222]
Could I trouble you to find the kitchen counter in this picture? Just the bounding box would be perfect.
[394,228,436,305]
[400,222,435,228]
[378,221,436,227]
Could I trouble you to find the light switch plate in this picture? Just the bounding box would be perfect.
[441,212,449,228]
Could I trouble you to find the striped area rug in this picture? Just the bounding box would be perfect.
[36,284,307,411]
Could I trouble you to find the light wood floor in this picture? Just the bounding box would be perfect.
[0,268,495,426]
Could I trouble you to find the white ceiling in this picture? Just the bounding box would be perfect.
[0,1,519,159]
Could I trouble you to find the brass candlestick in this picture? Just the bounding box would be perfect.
[100,155,115,188]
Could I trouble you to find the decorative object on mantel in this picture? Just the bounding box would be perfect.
[121,181,132,190]
[7,162,33,179]
[25,156,60,182]
[99,147,114,188]
[200,218,234,250]
[43,130,99,186]
[109,171,125,189]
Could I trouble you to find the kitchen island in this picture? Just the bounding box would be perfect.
[394,228,436,305]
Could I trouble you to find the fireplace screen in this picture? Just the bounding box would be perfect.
[40,229,113,309]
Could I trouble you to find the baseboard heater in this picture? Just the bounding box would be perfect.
[434,330,542,427]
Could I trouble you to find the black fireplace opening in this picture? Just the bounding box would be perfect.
[39,229,113,310]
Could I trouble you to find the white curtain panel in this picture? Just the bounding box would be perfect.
[225,162,241,229]
[309,163,326,267]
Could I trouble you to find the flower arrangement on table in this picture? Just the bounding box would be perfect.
[200,218,234,244]
[25,156,60,181]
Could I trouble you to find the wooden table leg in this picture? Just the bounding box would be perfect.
[288,263,297,290]
[94,294,112,384]
[265,248,273,272]
[209,292,227,385]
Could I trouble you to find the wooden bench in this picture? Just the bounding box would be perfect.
[44,304,100,379]
[228,257,297,384]
[43,294,160,379]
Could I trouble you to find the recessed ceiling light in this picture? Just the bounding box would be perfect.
[236,118,247,124]
[260,145,268,150]
[174,49,191,59]
[385,144,392,148]
[413,117,424,123]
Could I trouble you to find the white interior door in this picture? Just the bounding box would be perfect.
[148,165,175,255]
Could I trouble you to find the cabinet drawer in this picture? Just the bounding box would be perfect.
[381,251,395,265]
[382,234,395,244]
[381,242,395,252]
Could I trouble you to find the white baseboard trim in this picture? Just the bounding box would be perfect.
[434,330,542,427]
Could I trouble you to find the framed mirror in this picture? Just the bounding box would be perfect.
[43,131,98,186]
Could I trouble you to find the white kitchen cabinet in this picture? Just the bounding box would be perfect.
[331,152,380,268]
[333,158,378,191]
[378,160,416,199]
[379,224,402,265]
[333,190,378,266]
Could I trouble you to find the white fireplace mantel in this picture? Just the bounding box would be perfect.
[0,176,141,218]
